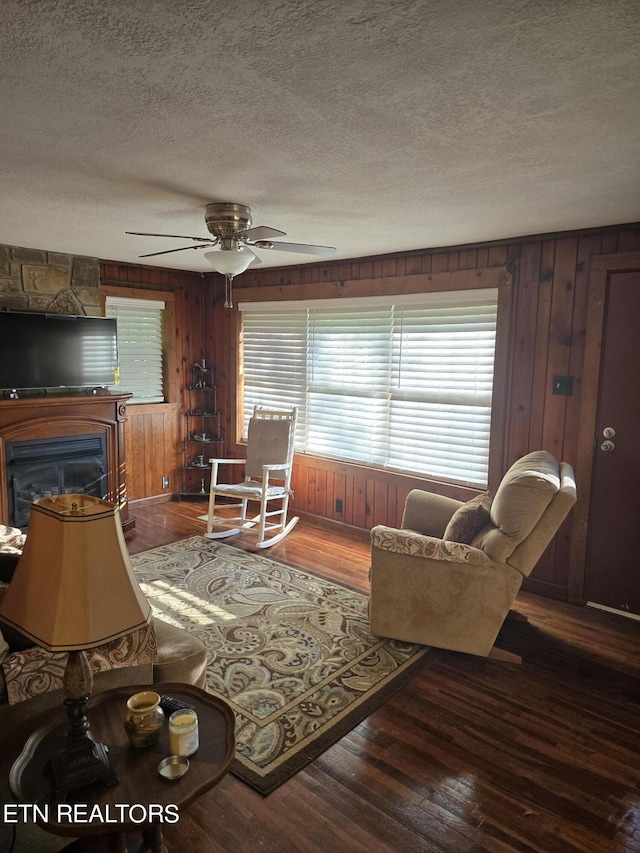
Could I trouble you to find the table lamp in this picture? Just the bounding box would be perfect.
[0,494,151,795]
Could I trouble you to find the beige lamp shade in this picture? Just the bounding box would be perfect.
[0,494,151,651]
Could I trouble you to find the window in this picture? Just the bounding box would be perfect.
[105,296,166,403]
[240,289,498,487]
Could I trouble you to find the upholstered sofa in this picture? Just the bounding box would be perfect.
[0,604,208,713]
[369,451,577,656]
[0,525,208,722]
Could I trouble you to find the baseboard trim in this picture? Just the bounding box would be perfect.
[587,601,640,622]
[130,493,175,507]
[296,510,371,544]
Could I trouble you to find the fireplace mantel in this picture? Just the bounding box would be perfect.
[0,393,133,528]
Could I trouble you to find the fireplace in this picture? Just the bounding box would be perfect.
[0,393,132,531]
[6,434,108,529]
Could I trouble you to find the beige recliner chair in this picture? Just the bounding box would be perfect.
[369,451,576,656]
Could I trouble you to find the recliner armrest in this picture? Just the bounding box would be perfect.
[401,490,465,537]
[371,525,492,568]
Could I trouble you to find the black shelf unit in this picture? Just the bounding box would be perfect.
[178,363,222,499]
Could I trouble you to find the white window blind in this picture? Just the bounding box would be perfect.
[240,289,498,487]
[105,296,166,403]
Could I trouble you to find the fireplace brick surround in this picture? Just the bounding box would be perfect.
[0,393,132,530]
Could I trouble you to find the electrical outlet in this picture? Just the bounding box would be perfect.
[552,375,574,395]
[335,498,343,513]
[162,476,169,489]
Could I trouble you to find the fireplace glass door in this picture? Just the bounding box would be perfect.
[6,434,108,530]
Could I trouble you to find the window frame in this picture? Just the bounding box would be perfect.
[232,267,513,494]
[101,287,178,406]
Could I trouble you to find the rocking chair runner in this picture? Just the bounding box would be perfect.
[199,406,299,548]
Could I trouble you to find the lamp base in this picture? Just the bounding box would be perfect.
[46,731,118,796]
[48,658,119,796]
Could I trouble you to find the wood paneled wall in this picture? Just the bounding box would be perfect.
[102,222,640,601]
[204,223,640,601]
[99,262,208,502]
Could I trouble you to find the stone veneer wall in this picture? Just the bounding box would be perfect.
[0,242,100,316]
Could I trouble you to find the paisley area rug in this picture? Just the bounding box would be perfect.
[131,536,440,794]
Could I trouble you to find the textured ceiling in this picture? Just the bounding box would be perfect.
[2,0,639,272]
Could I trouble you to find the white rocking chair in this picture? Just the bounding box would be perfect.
[199,406,299,548]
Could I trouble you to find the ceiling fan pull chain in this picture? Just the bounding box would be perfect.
[224,274,234,309]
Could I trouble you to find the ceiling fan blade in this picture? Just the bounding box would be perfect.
[238,225,286,241]
[254,240,336,256]
[126,231,215,242]
[138,244,213,258]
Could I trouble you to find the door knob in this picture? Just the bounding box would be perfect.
[600,439,615,452]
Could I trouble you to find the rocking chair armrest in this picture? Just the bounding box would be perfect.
[208,458,247,465]
[261,463,289,471]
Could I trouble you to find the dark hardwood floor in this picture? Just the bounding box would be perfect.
[127,499,640,852]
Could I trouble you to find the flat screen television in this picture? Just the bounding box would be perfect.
[0,311,119,391]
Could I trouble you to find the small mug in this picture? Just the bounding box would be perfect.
[124,691,165,748]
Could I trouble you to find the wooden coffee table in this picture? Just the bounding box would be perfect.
[9,682,235,852]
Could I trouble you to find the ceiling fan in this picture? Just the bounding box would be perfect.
[127,202,337,307]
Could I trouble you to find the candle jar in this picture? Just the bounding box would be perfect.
[124,691,165,748]
[169,708,199,757]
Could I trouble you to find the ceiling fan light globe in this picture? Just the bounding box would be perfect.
[204,246,255,276]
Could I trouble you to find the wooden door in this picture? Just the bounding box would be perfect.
[585,270,640,615]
